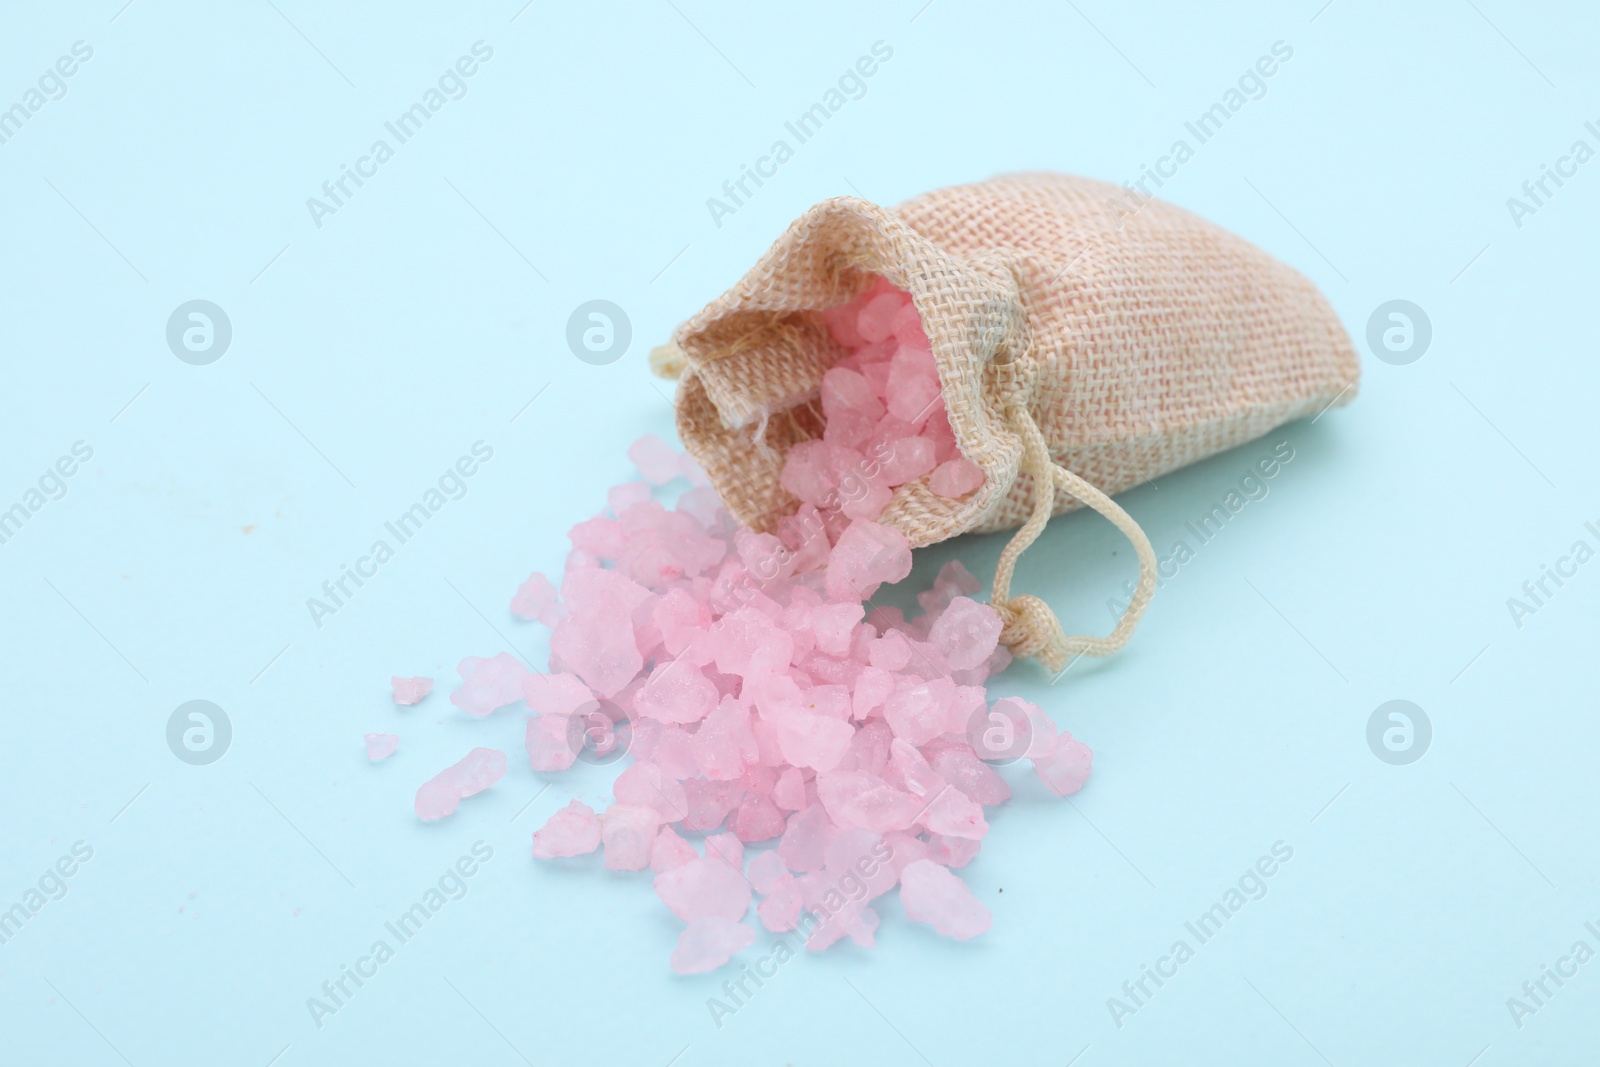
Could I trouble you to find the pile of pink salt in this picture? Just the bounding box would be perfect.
[780,278,985,522]
[388,435,1091,974]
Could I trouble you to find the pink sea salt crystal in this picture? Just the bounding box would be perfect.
[855,290,907,343]
[364,733,398,761]
[991,696,1059,759]
[889,738,943,797]
[683,779,745,832]
[680,452,712,487]
[777,805,833,873]
[874,436,937,485]
[1033,735,1094,796]
[704,832,744,871]
[614,761,690,822]
[884,677,956,747]
[450,653,529,717]
[899,859,992,940]
[414,747,507,821]
[922,785,989,840]
[776,711,855,773]
[867,629,912,671]
[825,520,911,602]
[882,831,932,877]
[522,671,594,718]
[942,685,988,736]
[806,876,883,953]
[654,857,752,922]
[816,771,923,833]
[634,659,718,724]
[510,572,558,620]
[824,829,898,900]
[532,799,602,858]
[608,481,653,516]
[852,666,895,720]
[835,476,893,521]
[549,572,648,699]
[747,850,789,894]
[617,505,727,588]
[757,876,803,932]
[671,917,756,975]
[601,804,660,871]
[927,597,1004,672]
[926,832,982,868]
[391,676,433,705]
[821,366,886,423]
[651,725,702,781]
[928,744,1012,806]
[810,601,864,657]
[736,528,796,586]
[651,826,699,872]
[772,767,808,810]
[780,440,837,506]
[885,347,942,425]
[709,608,789,681]
[693,703,752,780]
[654,587,713,657]
[526,713,577,773]
[628,434,682,486]
[929,457,984,498]
[892,299,929,350]
[729,790,786,842]
[824,406,876,451]
[569,513,626,559]
[822,298,864,347]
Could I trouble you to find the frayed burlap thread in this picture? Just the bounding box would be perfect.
[668,173,1359,670]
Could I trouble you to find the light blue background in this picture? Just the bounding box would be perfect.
[1,1,1595,1064]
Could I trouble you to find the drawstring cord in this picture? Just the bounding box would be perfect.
[989,401,1157,674]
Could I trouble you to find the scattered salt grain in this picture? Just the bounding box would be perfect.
[391,434,1090,971]
[671,917,756,974]
[364,733,398,761]
[628,433,683,486]
[414,747,507,821]
[1033,735,1094,797]
[533,800,602,858]
[449,653,529,717]
[898,859,992,940]
[510,572,558,620]
[391,676,433,705]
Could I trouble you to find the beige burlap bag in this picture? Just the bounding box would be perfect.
[657,172,1358,672]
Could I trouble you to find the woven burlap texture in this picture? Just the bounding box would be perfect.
[671,172,1358,669]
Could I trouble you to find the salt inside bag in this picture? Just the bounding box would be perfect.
[659,173,1359,672]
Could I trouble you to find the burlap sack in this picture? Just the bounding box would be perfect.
[660,172,1358,672]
